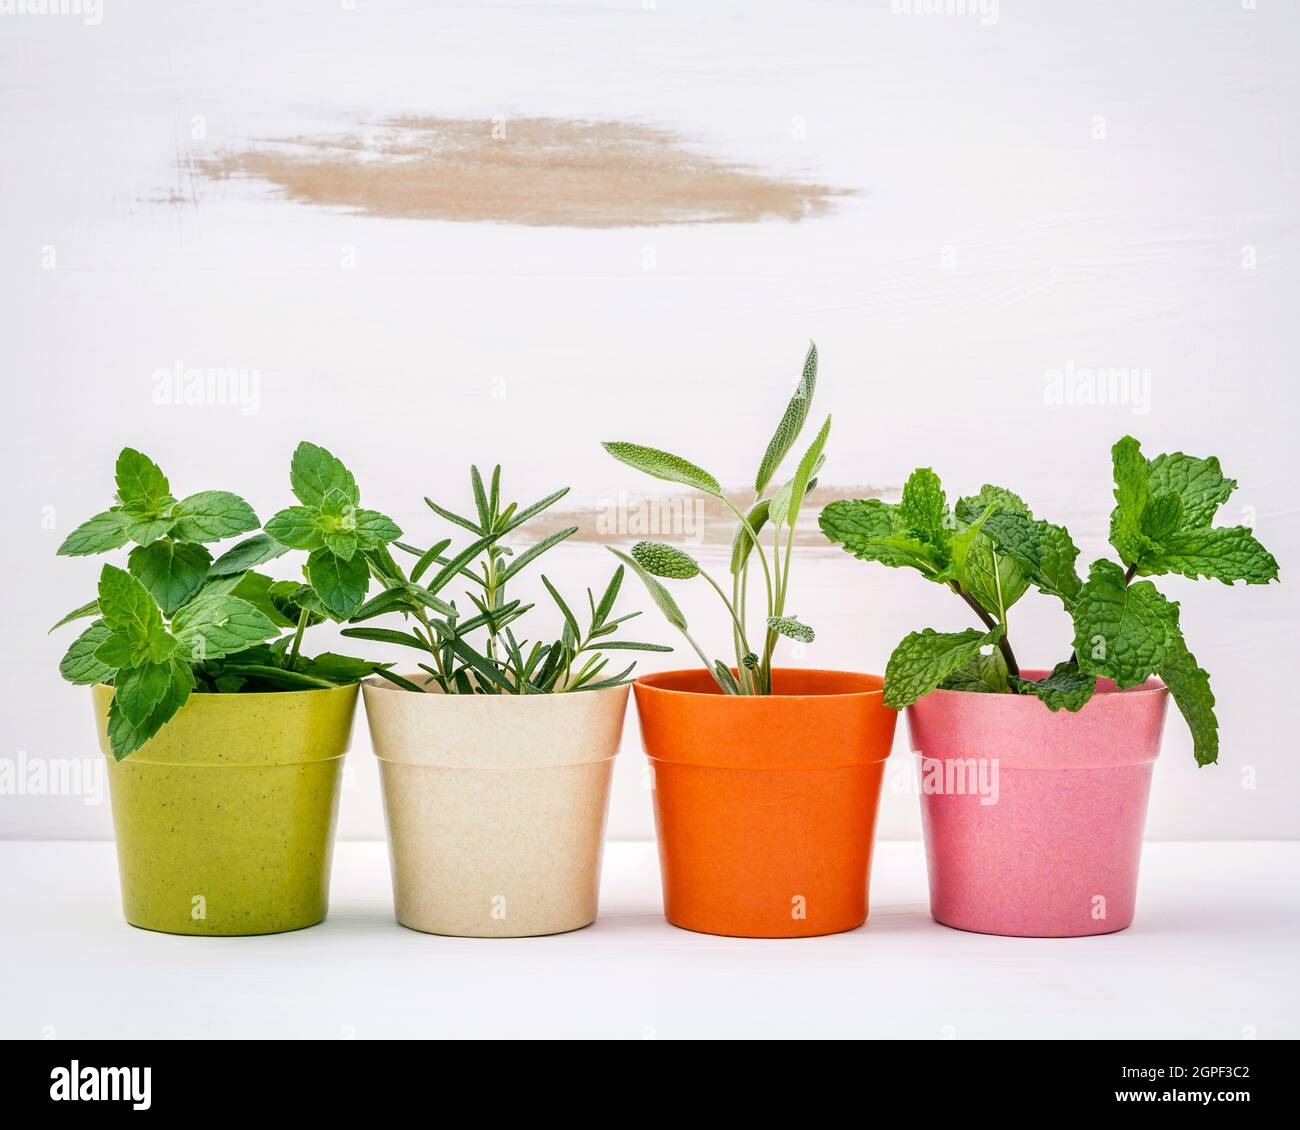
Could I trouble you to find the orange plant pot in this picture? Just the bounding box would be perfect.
[633,668,896,938]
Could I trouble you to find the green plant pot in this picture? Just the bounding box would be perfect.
[92,683,358,936]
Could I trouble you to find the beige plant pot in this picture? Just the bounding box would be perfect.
[361,678,629,938]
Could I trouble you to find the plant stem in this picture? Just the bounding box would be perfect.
[720,496,774,618]
[949,581,1019,678]
[288,607,309,671]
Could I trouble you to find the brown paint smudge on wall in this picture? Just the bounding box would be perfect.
[195,116,849,227]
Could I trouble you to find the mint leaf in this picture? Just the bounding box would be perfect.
[264,506,325,550]
[290,441,360,508]
[1109,435,1157,567]
[172,594,279,660]
[169,491,259,543]
[97,565,176,665]
[127,541,212,615]
[49,598,100,634]
[960,533,1030,616]
[755,340,816,494]
[898,468,949,546]
[113,660,174,726]
[1148,451,1236,529]
[1140,492,1184,543]
[1160,629,1218,766]
[321,530,359,560]
[819,498,946,576]
[59,621,115,684]
[884,626,1004,709]
[939,648,1009,694]
[209,533,291,576]
[57,510,131,556]
[306,548,371,620]
[352,509,402,550]
[106,659,193,760]
[1072,559,1178,688]
[981,512,1082,609]
[1010,661,1096,712]
[115,449,170,513]
[226,572,297,628]
[602,442,721,496]
[123,515,176,546]
[954,484,1031,524]
[1141,525,1279,585]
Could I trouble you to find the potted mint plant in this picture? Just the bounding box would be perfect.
[53,442,399,936]
[601,343,897,939]
[821,436,1279,937]
[340,466,669,938]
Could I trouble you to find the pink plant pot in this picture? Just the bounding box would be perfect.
[906,673,1169,938]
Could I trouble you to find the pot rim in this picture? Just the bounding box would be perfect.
[93,681,360,702]
[916,670,1167,707]
[361,675,631,702]
[635,667,883,700]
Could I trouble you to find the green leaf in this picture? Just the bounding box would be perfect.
[123,516,176,546]
[213,664,337,690]
[783,415,830,532]
[954,484,1031,524]
[819,498,946,576]
[105,659,193,760]
[602,442,721,496]
[730,498,771,577]
[127,541,212,616]
[1010,661,1096,712]
[57,510,131,556]
[939,649,1009,694]
[898,468,949,545]
[540,575,582,642]
[373,669,430,693]
[593,565,625,624]
[755,340,817,494]
[169,491,259,543]
[1140,492,1184,544]
[352,509,402,550]
[340,626,431,650]
[226,571,297,628]
[290,441,359,508]
[114,449,170,512]
[349,585,417,623]
[631,541,700,580]
[49,598,101,634]
[1160,629,1218,766]
[470,465,491,529]
[171,594,279,660]
[712,662,743,695]
[980,512,1083,609]
[591,640,673,652]
[209,533,290,576]
[960,535,1030,617]
[322,530,359,561]
[496,486,571,537]
[409,538,453,584]
[1147,451,1236,529]
[884,626,1004,710]
[1109,435,1156,567]
[1072,559,1178,688]
[767,615,814,643]
[59,621,115,684]
[97,564,175,664]
[306,548,372,620]
[498,527,577,584]
[113,661,174,726]
[423,533,499,596]
[424,497,484,535]
[1140,525,1279,585]
[264,506,325,551]
[608,547,688,630]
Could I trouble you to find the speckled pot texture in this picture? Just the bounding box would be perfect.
[362,679,627,938]
[906,673,1169,938]
[93,683,357,937]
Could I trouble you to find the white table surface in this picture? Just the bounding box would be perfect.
[1,841,1295,1040]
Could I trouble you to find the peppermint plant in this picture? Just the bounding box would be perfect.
[340,466,671,693]
[53,445,399,759]
[602,342,828,694]
[820,436,1279,765]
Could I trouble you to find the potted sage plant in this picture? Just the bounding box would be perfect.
[820,436,1280,937]
[53,442,399,936]
[602,342,897,939]
[341,466,670,938]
